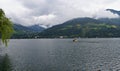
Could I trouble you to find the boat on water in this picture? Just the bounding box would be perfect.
[73,38,78,42]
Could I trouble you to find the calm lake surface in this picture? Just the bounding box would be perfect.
[1,38,120,71]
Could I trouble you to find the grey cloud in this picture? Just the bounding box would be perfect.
[0,0,120,26]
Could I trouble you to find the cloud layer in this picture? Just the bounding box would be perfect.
[0,0,120,26]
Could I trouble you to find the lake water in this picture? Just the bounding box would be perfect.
[1,38,120,71]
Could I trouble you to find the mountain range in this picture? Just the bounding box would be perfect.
[12,9,120,38]
[39,17,120,38]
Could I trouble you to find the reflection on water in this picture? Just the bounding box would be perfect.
[0,54,12,71]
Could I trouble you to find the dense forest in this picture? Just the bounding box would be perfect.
[39,17,120,38]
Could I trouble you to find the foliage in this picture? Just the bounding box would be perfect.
[0,9,14,46]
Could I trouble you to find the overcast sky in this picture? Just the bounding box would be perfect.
[0,0,120,26]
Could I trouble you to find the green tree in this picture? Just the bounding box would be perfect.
[0,9,14,46]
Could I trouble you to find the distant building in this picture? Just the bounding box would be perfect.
[59,36,63,38]
[35,36,39,39]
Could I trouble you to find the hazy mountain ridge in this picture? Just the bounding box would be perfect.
[14,24,45,32]
[12,24,45,38]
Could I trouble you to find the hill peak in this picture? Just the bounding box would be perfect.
[106,9,120,16]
